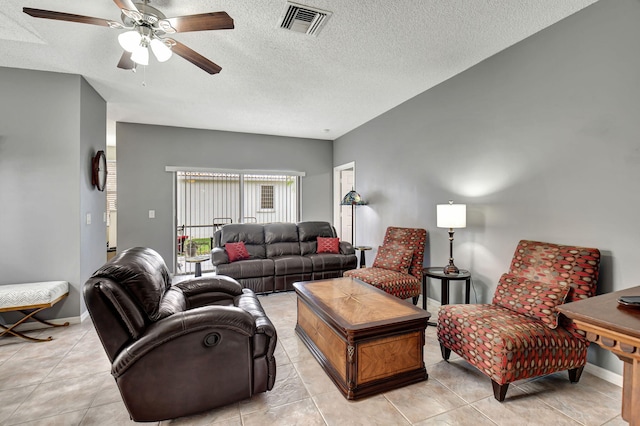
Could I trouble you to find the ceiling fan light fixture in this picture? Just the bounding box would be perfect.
[118,30,142,52]
[131,44,149,66]
[150,38,172,62]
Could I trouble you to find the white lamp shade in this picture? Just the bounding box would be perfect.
[150,38,172,62]
[131,45,149,65]
[118,30,142,52]
[437,203,467,228]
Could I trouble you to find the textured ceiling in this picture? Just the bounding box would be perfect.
[1,0,599,142]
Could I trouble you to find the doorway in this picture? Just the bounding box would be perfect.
[333,162,355,243]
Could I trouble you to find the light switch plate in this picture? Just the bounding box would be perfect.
[149,210,155,219]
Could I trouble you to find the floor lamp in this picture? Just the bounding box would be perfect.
[341,189,365,244]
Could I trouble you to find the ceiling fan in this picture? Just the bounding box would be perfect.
[23,0,234,74]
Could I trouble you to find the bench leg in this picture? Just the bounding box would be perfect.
[0,307,69,342]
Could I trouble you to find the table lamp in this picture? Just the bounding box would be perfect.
[436,200,466,274]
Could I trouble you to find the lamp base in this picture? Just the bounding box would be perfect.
[443,263,460,275]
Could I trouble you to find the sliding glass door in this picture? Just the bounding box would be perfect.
[174,169,301,275]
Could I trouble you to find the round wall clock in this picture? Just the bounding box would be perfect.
[92,150,107,191]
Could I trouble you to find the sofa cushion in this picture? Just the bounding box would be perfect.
[226,242,250,262]
[217,258,275,280]
[220,224,266,259]
[91,247,171,321]
[317,237,340,254]
[493,273,571,329]
[306,253,355,271]
[297,221,336,255]
[265,223,301,257]
[372,245,413,274]
[273,256,313,276]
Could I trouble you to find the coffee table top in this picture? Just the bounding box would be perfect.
[294,277,430,330]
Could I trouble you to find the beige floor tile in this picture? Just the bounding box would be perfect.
[90,374,124,408]
[427,359,494,403]
[515,372,621,425]
[80,400,139,425]
[313,390,410,426]
[242,398,325,426]
[239,363,309,415]
[413,405,497,425]
[279,335,316,364]
[293,358,338,396]
[43,348,111,382]
[0,353,60,390]
[384,377,467,423]
[160,403,240,425]
[0,385,37,424]
[6,371,108,424]
[14,409,87,426]
[471,386,580,426]
[602,415,628,425]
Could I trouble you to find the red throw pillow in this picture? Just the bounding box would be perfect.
[317,237,340,254]
[225,242,250,262]
[372,245,413,274]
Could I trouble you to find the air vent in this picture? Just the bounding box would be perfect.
[278,1,332,36]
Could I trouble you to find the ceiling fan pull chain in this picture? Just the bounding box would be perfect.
[142,65,146,87]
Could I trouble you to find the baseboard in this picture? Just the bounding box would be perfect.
[426,297,623,387]
[584,362,623,387]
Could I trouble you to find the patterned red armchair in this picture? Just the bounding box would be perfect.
[437,240,600,401]
[344,227,426,303]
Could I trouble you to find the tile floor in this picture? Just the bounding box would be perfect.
[0,291,627,425]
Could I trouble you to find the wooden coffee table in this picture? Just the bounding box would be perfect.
[293,277,431,399]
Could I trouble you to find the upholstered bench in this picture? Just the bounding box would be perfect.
[0,281,70,342]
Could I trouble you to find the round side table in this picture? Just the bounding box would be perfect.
[354,246,372,268]
[185,254,211,277]
[422,267,471,326]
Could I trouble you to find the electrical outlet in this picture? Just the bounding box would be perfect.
[149,210,155,219]
[86,213,92,225]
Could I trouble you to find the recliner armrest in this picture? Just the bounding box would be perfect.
[174,275,244,308]
[211,247,229,265]
[112,305,255,377]
[339,241,355,255]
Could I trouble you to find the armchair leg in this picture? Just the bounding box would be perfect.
[439,343,451,361]
[568,366,585,383]
[412,296,419,305]
[491,380,509,402]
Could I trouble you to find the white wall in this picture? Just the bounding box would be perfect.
[334,0,638,374]
[0,67,107,320]
[116,123,333,269]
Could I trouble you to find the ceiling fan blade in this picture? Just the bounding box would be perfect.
[117,51,135,70]
[170,39,222,74]
[23,8,112,27]
[112,0,139,13]
[163,12,234,33]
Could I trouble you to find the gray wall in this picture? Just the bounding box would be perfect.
[0,67,107,320]
[334,0,638,375]
[116,123,333,268]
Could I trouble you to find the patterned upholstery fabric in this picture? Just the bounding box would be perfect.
[437,240,600,398]
[438,304,589,384]
[344,227,426,300]
[492,273,571,329]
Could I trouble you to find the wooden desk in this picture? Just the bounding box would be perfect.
[557,286,640,426]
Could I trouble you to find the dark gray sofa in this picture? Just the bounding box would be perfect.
[211,221,357,293]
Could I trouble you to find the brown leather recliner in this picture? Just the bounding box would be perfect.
[83,247,277,422]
